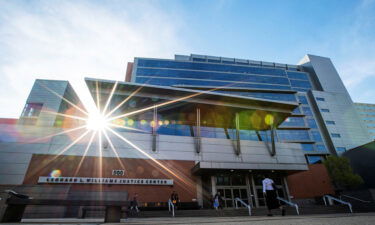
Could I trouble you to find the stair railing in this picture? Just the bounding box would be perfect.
[234,197,251,216]
[168,199,175,217]
[323,195,353,213]
[277,197,300,215]
[340,194,371,203]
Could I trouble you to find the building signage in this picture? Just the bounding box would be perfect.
[38,176,173,185]
[112,170,125,176]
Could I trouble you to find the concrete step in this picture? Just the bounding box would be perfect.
[128,205,354,218]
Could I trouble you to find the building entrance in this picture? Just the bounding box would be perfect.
[216,187,249,208]
[213,172,288,208]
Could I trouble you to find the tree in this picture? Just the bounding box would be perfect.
[323,156,364,190]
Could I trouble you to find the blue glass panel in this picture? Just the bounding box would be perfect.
[321,108,330,112]
[307,155,323,164]
[336,147,346,152]
[292,107,301,114]
[316,145,327,151]
[311,131,323,142]
[287,71,309,80]
[193,58,206,62]
[280,117,305,127]
[298,96,308,104]
[301,144,314,151]
[290,79,312,88]
[137,59,287,76]
[208,59,221,63]
[326,120,335,125]
[214,91,296,102]
[136,68,290,85]
[292,87,310,92]
[316,97,325,101]
[135,77,291,90]
[302,107,313,116]
[331,133,341,138]
[307,119,318,128]
[276,130,311,141]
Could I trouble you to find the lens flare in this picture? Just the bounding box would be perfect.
[86,112,108,131]
[50,169,62,178]
[265,114,274,126]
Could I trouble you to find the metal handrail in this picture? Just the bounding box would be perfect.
[340,194,371,203]
[277,197,299,215]
[168,199,175,217]
[234,197,251,216]
[323,195,353,213]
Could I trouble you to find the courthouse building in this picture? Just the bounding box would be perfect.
[0,54,371,216]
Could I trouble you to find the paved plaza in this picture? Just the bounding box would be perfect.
[9,213,375,225]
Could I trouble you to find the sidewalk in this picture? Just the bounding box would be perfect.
[15,212,375,225]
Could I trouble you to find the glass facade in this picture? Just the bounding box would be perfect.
[132,56,329,155]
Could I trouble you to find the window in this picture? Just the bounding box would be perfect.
[21,103,43,117]
[307,119,318,128]
[316,145,327,151]
[331,133,341,138]
[336,147,346,152]
[301,144,314,151]
[311,131,323,142]
[316,97,325,101]
[298,96,308,104]
[321,108,330,112]
[326,120,335,125]
[306,155,325,164]
[302,107,313,116]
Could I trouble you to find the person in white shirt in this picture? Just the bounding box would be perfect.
[262,175,285,216]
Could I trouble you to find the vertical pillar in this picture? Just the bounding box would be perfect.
[250,174,259,208]
[152,106,157,152]
[211,176,216,196]
[245,174,253,207]
[270,126,276,156]
[235,112,241,155]
[283,177,291,202]
[196,176,203,207]
[195,108,201,153]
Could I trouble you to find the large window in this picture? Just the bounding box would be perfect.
[21,103,43,117]
[306,155,325,164]
[137,59,288,76]
[276,130,310,141]
[311,131,323,142]
[135,77,291,90]
[136,68,290,85]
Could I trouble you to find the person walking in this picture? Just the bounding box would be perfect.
[262,175,285,216]
[170,191,180,209]
[213,192,224,216]
[130,193,139,216]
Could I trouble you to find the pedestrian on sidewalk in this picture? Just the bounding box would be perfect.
[170,191,180,209]
[262,175,285,216]
[213,192,224,216]
[130,193,139,216]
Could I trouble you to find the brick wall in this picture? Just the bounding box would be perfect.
[287,164,334,198]
[23,154,197,203]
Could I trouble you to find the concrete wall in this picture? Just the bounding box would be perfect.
[299,55,372,153]
[311,91,371,151]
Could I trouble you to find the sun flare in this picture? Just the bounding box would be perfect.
[86,111,108,131]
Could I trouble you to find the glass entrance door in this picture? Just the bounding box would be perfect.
[216,187,249,208]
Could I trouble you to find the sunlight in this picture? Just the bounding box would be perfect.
[86,111,108,131]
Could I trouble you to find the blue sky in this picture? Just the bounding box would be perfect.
[0,0,375,117]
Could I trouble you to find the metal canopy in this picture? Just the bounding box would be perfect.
[85,78,299,130]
